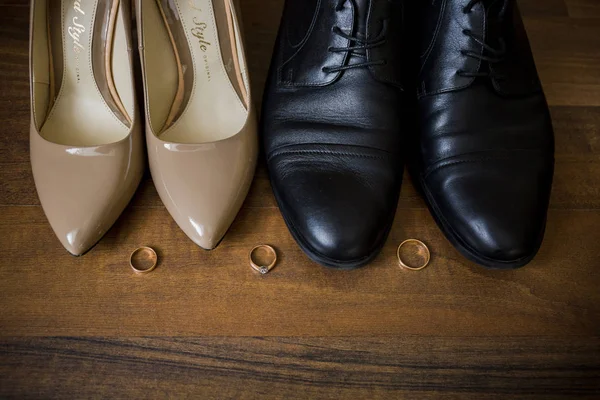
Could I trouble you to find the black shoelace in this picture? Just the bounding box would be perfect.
[322,0,388,74]
[457,0,507,79]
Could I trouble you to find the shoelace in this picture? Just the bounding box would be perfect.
[457,0,507,79]
[322,0,388,74]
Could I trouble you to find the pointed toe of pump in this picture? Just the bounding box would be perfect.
[146,129,258,250]
[58,225,107,257]
[30,128,144,256]
[170,214,227,251]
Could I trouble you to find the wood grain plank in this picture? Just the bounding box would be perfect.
[1,337,598,399]
[525,17,600,106]
[565,0,600,18]
[1,206,598,337]
[0,3,28,117]
[518,0,569,17]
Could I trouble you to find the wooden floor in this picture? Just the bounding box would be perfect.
[1,0,599,398]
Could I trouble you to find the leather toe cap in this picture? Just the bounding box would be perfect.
[269,146,403,268]
[423,153,553,268]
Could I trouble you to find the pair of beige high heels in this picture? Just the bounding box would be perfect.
[30,0,257,255]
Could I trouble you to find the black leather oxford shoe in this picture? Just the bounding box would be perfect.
[262,0,410,269]
[412,0,555,269]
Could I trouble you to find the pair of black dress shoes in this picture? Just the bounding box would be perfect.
[261,0,554,270]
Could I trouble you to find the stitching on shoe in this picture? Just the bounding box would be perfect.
[419,0,446,65]
[279,0,322,69]
[267,149,388,162]
[424,157,512,179]
[278,0,351,88]
[417,1,486,99]
[422,149,548,179]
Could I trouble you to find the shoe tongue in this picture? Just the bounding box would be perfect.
[486,0,510,45]
[349,0,370,56]
[477,0,510,78]
[485,0,510,20]
[353,0,370,33]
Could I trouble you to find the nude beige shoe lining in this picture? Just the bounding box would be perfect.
[37,0,135,146]
[141,0,250,144]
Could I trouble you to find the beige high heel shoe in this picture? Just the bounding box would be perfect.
[137,0,258,250]
[30,0,144,256]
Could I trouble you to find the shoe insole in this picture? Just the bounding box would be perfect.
[145,0,249,144]
[41,0,134,147]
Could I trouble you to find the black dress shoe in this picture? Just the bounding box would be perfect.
[262,0,409,269]
[412,0,555,269]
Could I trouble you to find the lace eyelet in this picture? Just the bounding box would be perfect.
[462,29,471,35]
[462,7,471,14]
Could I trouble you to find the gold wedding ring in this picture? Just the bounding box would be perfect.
[130,247,158,274]
[397,239,431,271]
[250,245,277,274]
